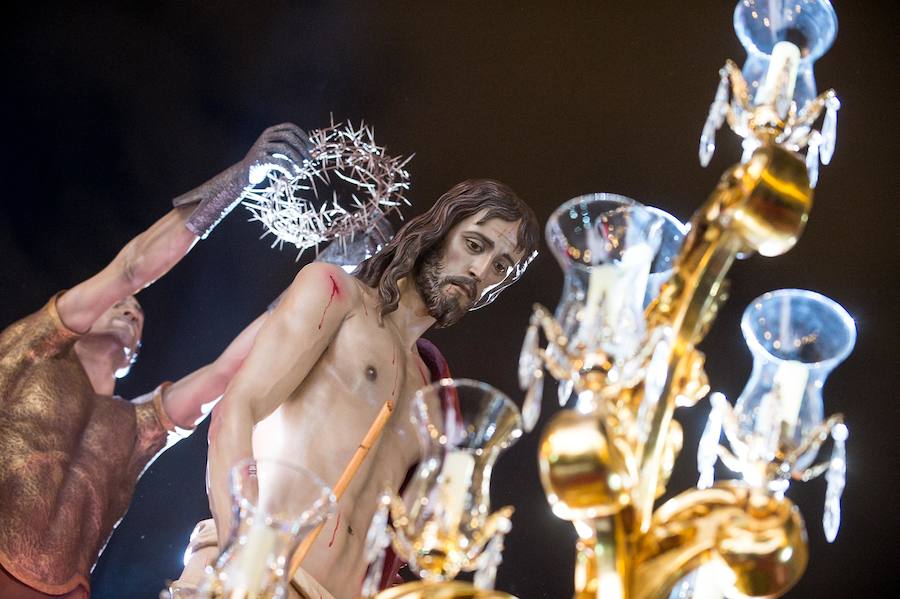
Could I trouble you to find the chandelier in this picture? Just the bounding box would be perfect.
[515,1,851,597]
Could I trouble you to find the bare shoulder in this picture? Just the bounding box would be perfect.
[280,262,361,315]
[296,262,360,298]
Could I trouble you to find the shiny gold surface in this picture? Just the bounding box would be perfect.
[539,410,633,520]
[633,483,808,599]
[533,139,816,598]
[375,581,517,599]
[636,141,812,534]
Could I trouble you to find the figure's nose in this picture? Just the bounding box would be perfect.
[468,255,493,283]
[122,309,139,324]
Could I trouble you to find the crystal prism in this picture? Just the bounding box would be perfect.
[823,422,848,543]
[557,378,574,407]
[697,393,725,489]
[361,495,392,597]
[698,72,729,167]
[364,495,390,562]
[741,137,760,164]
[522,370,544,433]
[699,119,717,167]
[820,96,841,165]
[806,134,820,188]
[518,323,540,390]
[474,531,507,590]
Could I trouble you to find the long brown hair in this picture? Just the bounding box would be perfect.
[355,179,539,318]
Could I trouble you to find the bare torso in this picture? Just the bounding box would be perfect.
[249,279,430,598]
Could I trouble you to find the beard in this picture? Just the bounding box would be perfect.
[414,246,474,328]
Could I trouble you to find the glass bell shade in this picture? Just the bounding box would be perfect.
[200,459,335,598]
[641,206,688,308]
[545,193,686,361]
[733,289,855,477]
[733,0,837,112]
[391,379,523,581]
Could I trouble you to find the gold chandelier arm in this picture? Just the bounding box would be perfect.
[572,514,633,599]
[634,483,808,599]
[633,487,739,599]
[634,143,813,533]
[633,224,743,531]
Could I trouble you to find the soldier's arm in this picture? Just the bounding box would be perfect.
[161,311,269,429]
[56,206,197,333]
[56,123,313,334]
[207,262,354,544]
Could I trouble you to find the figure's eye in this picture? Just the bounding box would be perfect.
[466,238,483,253]
[493,261,507,275]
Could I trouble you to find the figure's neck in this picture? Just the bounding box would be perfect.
[385,277,436,349]
[74,336,121,395]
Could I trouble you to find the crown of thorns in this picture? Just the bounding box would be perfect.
[241,119,412,259]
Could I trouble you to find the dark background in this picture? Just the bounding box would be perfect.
[2,2,898,597]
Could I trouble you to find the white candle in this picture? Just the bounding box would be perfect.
[754,41,801,117]
[437,450,476,532]
[773,359,809,435]
[583,264,617,326]
[583,246,653,326]
[224,520,278,598]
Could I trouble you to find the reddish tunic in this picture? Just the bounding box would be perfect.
[0,295,177,595]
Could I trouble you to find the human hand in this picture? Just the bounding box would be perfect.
[173,122,315,238]
[240,123,314,185]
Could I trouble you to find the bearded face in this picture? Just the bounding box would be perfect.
[414,245,475,328]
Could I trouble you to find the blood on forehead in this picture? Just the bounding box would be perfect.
[468,210,526,263]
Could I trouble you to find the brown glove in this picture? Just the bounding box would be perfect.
[173,123,313,238]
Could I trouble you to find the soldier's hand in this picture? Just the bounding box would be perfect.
[242,123,315,185]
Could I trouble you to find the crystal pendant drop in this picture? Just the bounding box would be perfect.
[820,96,841,165]
[518,322,540,389]
[697,393,725,489]
[699,71,730,166]
[361,495,392,597]
[806,133,821,188]
[557,377,574,407]
[474,529,508,590]
[699,120,718,167]
[823,422,848,543]
[741,137,760,164]
[522,370,544,433]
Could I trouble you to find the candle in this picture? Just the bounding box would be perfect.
[773,359,809,437]
[223,520,278,598]
[754,41,801,117]
[436,450,476,532]
[582,264,617,327]
[583,245,653,326]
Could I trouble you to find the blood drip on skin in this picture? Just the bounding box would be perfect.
[328,512,342,548]
[317,275,341,330]
[391,348,400,397]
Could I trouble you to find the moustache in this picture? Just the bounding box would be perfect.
[443,276,477,302]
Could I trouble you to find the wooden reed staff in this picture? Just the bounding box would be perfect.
[289,399,395,577]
